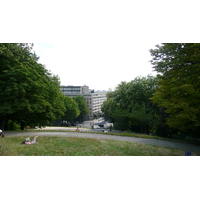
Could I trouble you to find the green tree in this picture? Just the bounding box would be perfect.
[61,96,80,122]
[15,74,66,129]
[102,76,159,134]
[101,94,117,122]
[0,43,66,130]
[74,95,89,122]
[150,43,200,136]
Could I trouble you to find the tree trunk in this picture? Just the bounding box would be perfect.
[0,121,4,131]
[146,125,150,135]
[20,121,26,130]
[0,116,7,131]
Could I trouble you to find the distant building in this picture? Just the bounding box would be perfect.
[60,85,107,120]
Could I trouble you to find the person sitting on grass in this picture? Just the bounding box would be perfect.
[0,129,4,138]
[21,136,39,145]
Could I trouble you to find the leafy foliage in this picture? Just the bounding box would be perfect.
[102,76,159,134]
[0,43,66,129]
[73,95,89,122]
[61,96,80,122]
[150,43,200,136]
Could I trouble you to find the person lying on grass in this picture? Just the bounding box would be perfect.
[21,136,39,145]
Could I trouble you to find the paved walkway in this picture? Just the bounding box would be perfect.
[4,131,200,152]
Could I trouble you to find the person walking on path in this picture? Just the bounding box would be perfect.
[0,129,4,138]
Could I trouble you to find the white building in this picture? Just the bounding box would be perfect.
[60,85,107,120]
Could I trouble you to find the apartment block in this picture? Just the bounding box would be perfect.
[60,85,107,120]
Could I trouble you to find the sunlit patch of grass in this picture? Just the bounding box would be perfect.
[0,136,199,156]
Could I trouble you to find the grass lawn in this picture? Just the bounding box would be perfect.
[1,136,198,156]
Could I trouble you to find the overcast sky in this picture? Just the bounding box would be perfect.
[3,0,199,91]
[33,42,158,91]
[31,0,162,91]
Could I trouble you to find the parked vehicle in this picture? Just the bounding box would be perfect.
[61,121,71,127]
[92,125,101,129]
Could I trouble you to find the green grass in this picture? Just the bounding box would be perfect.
[1,136,198,156]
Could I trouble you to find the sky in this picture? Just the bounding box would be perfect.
[32,42,158,91]
[3,0,199,91]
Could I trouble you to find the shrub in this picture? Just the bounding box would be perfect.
[6,120,20,131]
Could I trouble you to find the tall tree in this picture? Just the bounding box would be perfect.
[102,76,159,134]
[74,95,89,122]
[61,96,80,122]
[150,43,200,136]
[0,43,66,130]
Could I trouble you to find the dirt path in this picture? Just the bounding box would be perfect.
[4,131,200,152]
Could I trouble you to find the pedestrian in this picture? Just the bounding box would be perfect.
[76,127,80,131]
[0,129,4,138]
[22,136,39,145]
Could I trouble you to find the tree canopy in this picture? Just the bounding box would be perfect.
[73,95,89,122]
[0,43,66,130]
[102,75,159,134]
[61,96,80,122]
[150,43,200,136]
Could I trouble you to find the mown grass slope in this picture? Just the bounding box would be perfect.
[1,136,198,156]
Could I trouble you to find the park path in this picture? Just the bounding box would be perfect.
[4,130,200,152]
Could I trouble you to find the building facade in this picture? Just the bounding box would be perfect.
[60,85,107,120]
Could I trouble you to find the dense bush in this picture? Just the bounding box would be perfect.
[5,120,19,131]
